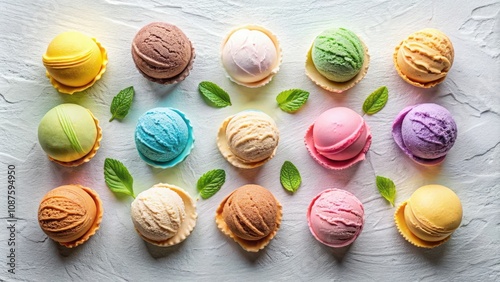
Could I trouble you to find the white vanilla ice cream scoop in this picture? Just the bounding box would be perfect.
[222,28,278,83]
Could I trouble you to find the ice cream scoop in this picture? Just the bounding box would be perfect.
[395,184,462,248]
[135,107,194,168]
[394,28,454,88]
[221,25,281,87]
[131,183,197,247]
[132,22,195,84]
[38,103,102,167]
[307,189,364,248]
[215,184,282,252]
[305,107,372,169]
[392,103,457,165]
[38,184,103,248]
[217,111,279,169]
[42,31,107,94]
[305,27,369,93]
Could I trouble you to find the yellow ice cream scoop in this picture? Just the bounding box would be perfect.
[395,184,462,248]
[42,31,108,94]
[393,28,454,88]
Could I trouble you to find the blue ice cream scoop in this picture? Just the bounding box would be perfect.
[135,108,194,168]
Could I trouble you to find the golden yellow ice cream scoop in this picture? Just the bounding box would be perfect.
[395,184,462,248]
[42,31,108,94]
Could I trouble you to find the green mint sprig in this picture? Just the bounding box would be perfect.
[280,161,302,193]
[276,89,309,113]
[110,86,134,122]
[376,175,396,206]
[362,86,388,115]
[197,169,226,199]
[198,81,232,108]
[104,158,135,198]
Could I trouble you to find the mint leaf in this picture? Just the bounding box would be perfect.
[362,86,388,115]
[198,81,232,108]
[276,89,309,113]
[104,158,135,198]
[280,161,301,193]
[197,169,226,199]
[376,175,396,206]
[110,86,134,122]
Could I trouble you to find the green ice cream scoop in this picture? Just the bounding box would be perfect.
[311,28,365,82]
[38,103,98,162]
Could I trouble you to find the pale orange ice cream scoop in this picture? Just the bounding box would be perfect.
[38,184,103,248]
[394,28,454,88]
[215,184,282,252]
[395,184,462,248]
[42,31,108,94]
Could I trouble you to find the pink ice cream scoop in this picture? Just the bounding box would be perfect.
[307,188,364,248]
[305,107,372,169]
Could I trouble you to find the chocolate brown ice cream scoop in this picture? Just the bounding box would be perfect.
[216,184,282,252]
[131,22,195,84]
[38,185,103,248]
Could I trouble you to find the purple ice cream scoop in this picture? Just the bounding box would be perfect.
[392,103,457,165]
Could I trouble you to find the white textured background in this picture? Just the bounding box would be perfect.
[1,0,499,281]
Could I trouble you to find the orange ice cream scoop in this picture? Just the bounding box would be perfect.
[394,28,454,88]
[38,184,103,248]
[42,31,108,94]
[215,184,282,252]
[395,184,462,248]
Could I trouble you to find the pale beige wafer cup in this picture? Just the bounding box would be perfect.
[393,41,444,88]
[215,189,282,252]
[60,185,104,248]
[394,201,450,248]
[305,37,369,93]
[216,113,278,169]
[134,183,197,247]
[48,110,102,167]
[221,25,282,88]
[47,38,108,94]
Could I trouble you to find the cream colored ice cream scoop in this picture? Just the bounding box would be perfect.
[394,28,454,88]
[217,111,279,169]
[130,183,197,246]
[395,184,462,248]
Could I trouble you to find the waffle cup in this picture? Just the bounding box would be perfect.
[221,25,282,88]
[394,201,450,248]
[48,110,102,167]
[215,191,282,252]
[135,183,197,247]
[304,123,372,170]
[216,114,278,169]
[60,185,103,248]
[135,44,196,85]
[47,37,108,94]
[393,41,444,88]
[305,36,369,93]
